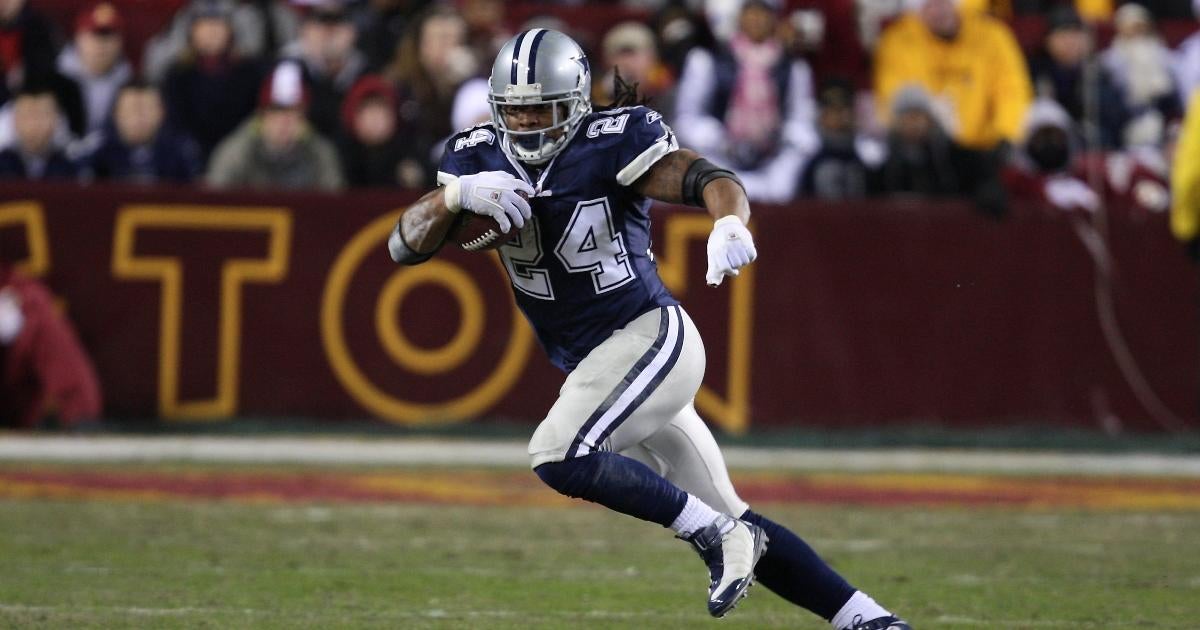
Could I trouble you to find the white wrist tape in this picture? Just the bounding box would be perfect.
[443,178,462,213]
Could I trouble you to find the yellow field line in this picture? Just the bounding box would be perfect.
[0,468,1196,510]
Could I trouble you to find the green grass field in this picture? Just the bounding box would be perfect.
[0,463,1198,629]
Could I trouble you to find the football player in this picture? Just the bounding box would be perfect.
[388,28,911,630]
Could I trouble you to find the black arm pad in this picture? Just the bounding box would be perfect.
[681,158,745,208]
[388,221,438,266]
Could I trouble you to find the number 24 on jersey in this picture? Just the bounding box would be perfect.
[500,197,635,301]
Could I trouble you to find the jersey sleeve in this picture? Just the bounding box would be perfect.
[606,106,680,187]
[437,149,465,185]
[437,125,499,185]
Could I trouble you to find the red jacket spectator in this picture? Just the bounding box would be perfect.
[0,265,102,428]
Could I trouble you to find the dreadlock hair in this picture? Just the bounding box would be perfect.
[595,68,650,111]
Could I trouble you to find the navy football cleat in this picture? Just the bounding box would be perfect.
[844,615,913,630]
[681,515,768,618]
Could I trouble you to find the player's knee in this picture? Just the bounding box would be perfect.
[534,456,595,498]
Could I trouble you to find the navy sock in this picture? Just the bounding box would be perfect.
[534,452,688,527]
[740,509,857,620]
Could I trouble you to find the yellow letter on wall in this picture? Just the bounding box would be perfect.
[111,206,291,420]
[0,201,51,276]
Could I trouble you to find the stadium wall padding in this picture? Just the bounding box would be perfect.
[1,181,1196,431]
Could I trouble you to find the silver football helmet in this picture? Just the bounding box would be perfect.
[488,29,592,164]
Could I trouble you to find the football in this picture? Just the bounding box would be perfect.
[449,213,516,252]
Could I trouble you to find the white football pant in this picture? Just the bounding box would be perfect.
[528,305,749,517]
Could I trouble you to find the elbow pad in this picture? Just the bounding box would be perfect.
[682,158,745,208]
[387,223,436,266]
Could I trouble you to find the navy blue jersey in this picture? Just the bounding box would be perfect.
[439,106,681,372]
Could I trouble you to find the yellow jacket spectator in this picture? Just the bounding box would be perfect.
[874,0,1033,150]
[1170,89,1200,249]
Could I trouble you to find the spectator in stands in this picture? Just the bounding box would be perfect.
[0,87,78,180]
[651,3,716,79]
[1019,99,1080,176]
[56,3,132,138]
[786,0,870,88]
[674,0,819,203]
[460,0,510,70]
[1175,0,1200,102]
[1077,126,1174,218]
[85,81,203,184]
[0,0,86,138]
[799,78,880,199]
[874,0,1033,151]
[1004,98,1101,214]
[1028,6,1123,146]
[231,0,300,62]
[161,0,264,159]
[1099,2,1181,148]
[0,0,55,82]
[144,0,299,82]
[435,74,491,174]
[1171,88,1200,258]
[1125,0,1195,19]
[1177,52,1200,109]
[594,22,676,118]
[705,0,748,42]
[336,74,412,187]
[351,0,433,71]
[873,85,1008,217]
[450,77,491,134]
[206,61,343,191]
[385,5,476,188]
[0,264,102,430]
[281,1,367,138]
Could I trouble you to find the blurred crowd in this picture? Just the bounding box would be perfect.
[0,0,1197,216]
[3,0,1200,428]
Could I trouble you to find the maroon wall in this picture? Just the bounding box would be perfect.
[1,181,1196,432]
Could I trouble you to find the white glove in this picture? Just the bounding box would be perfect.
[705,215,757,287]
[444,171,534,233]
